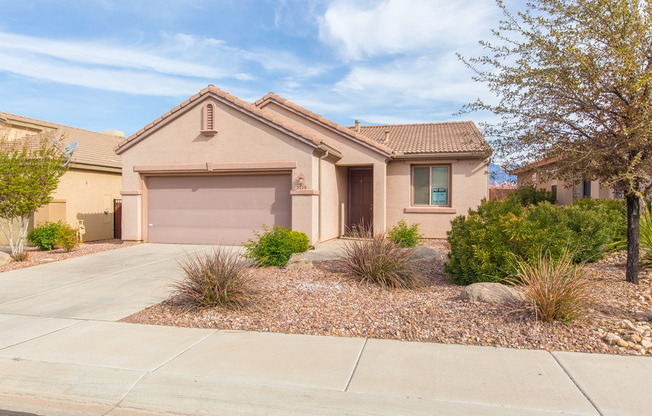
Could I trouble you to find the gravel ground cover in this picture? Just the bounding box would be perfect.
[122,239,650,355]
[0,239,141,273]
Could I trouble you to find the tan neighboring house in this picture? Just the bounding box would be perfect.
[511,159,622,205]
[0,111,124,243]
[115,85,491,245]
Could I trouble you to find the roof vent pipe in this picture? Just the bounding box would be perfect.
[355,120,360,132]
[384,130,390,142]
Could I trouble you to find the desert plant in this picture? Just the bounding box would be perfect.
[510,249,589,322]
[639,207,652,268]
[388,220,422,248]
[11,251,29,262]
[243,225,309,267]
[56,223,78,252]
[340,229,424,289]
[173,247,255,310]
[27,221,62,251]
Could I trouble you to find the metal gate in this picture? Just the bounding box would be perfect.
[114,199,122,239]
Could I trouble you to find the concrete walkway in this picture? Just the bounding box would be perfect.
[0,244,649,416]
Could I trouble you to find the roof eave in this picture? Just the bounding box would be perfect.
[392,150,492,159]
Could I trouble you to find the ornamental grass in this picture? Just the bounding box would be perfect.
[340,228,425,289]
[510,249,590,322]
[173,247,256,310]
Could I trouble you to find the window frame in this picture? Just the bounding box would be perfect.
[410,164,452,208]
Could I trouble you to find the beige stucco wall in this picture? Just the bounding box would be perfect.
[517,172,618,205]
[386,158,489,238]
[260,101,390,236]
[119,96,318,243]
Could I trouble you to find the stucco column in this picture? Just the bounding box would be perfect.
[291,190,319,245]
[373,161,387,235]
[120,193,142,241]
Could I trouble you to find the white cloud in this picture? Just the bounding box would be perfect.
[0,52,207,96]
[318,0,496,60]
[0,32,243,79]
[334,53,495,107]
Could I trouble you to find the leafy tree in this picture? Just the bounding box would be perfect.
[461,0,652,284]
[0,133,68,257]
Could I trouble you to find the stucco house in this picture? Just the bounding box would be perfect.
[115,85,491,245]
[0,111,124,243]
[511,159,622,205]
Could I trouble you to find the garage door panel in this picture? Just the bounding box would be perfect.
[147,175,291,244]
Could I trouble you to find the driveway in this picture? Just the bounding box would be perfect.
[0,243,214,321]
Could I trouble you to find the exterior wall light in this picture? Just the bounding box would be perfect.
[297,173,306,189]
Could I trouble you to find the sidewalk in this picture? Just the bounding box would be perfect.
[0,244,650,416]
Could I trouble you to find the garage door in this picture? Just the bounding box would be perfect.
[147,174,291,244]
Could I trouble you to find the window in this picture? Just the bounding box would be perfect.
[551,184,557,199]
[412,166,450,206]
[583,180,591,198]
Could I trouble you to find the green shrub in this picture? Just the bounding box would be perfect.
[445,199,613,285]
[507,186,556,206]
[173,247,255,310]
[244,225,309,267]
[27,222,62,251]
[571,198,626,248]
[445,198,524,285]
[340,229,424,289]
[388,220,422,248]
[56,223,78,252]
[509,249,589,322]
[639,208,652,268]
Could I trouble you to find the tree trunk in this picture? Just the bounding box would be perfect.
[626,193,640,284]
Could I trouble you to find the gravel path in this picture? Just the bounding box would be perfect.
[0,239,141,273]
[123,239,652,356]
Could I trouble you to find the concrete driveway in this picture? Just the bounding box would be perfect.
[0,243,214,321]
[0,243,650,416]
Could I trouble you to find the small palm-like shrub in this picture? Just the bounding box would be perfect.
[57,223,78,252]
[639,208,652,268]
[388,220,422,248]
[340,229,424,289]
[510,250,589,322]
[244,225,309,267]
[173,247,255,310]
[27,222,61,250]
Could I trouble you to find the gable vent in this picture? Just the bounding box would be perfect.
[201,102,218,137]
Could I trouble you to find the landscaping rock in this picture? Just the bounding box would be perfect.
[0,251,10,266]
[602,332,620,346]
[635,311,652,322]
[285,254,313,269]
[459,282,524,304]
[616,338,629,348]
[410,246,442,262]
[641,339,652,349]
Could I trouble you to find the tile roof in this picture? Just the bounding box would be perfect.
[255,93,393,155]
[0,111,123,169]
[115,85,326,153]
[352,122,491,155]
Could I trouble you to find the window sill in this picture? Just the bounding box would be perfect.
[404,207,457,214]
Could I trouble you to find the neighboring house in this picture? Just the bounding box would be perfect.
[511,159,622,205]
[115,85,491,245]
[0,111,124,243]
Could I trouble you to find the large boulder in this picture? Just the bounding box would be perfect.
[0,251,11,266]
[409,246,442,263]
[460,282,524,304]
[285,253,313,269]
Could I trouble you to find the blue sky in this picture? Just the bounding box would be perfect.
[0,0,511,137]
